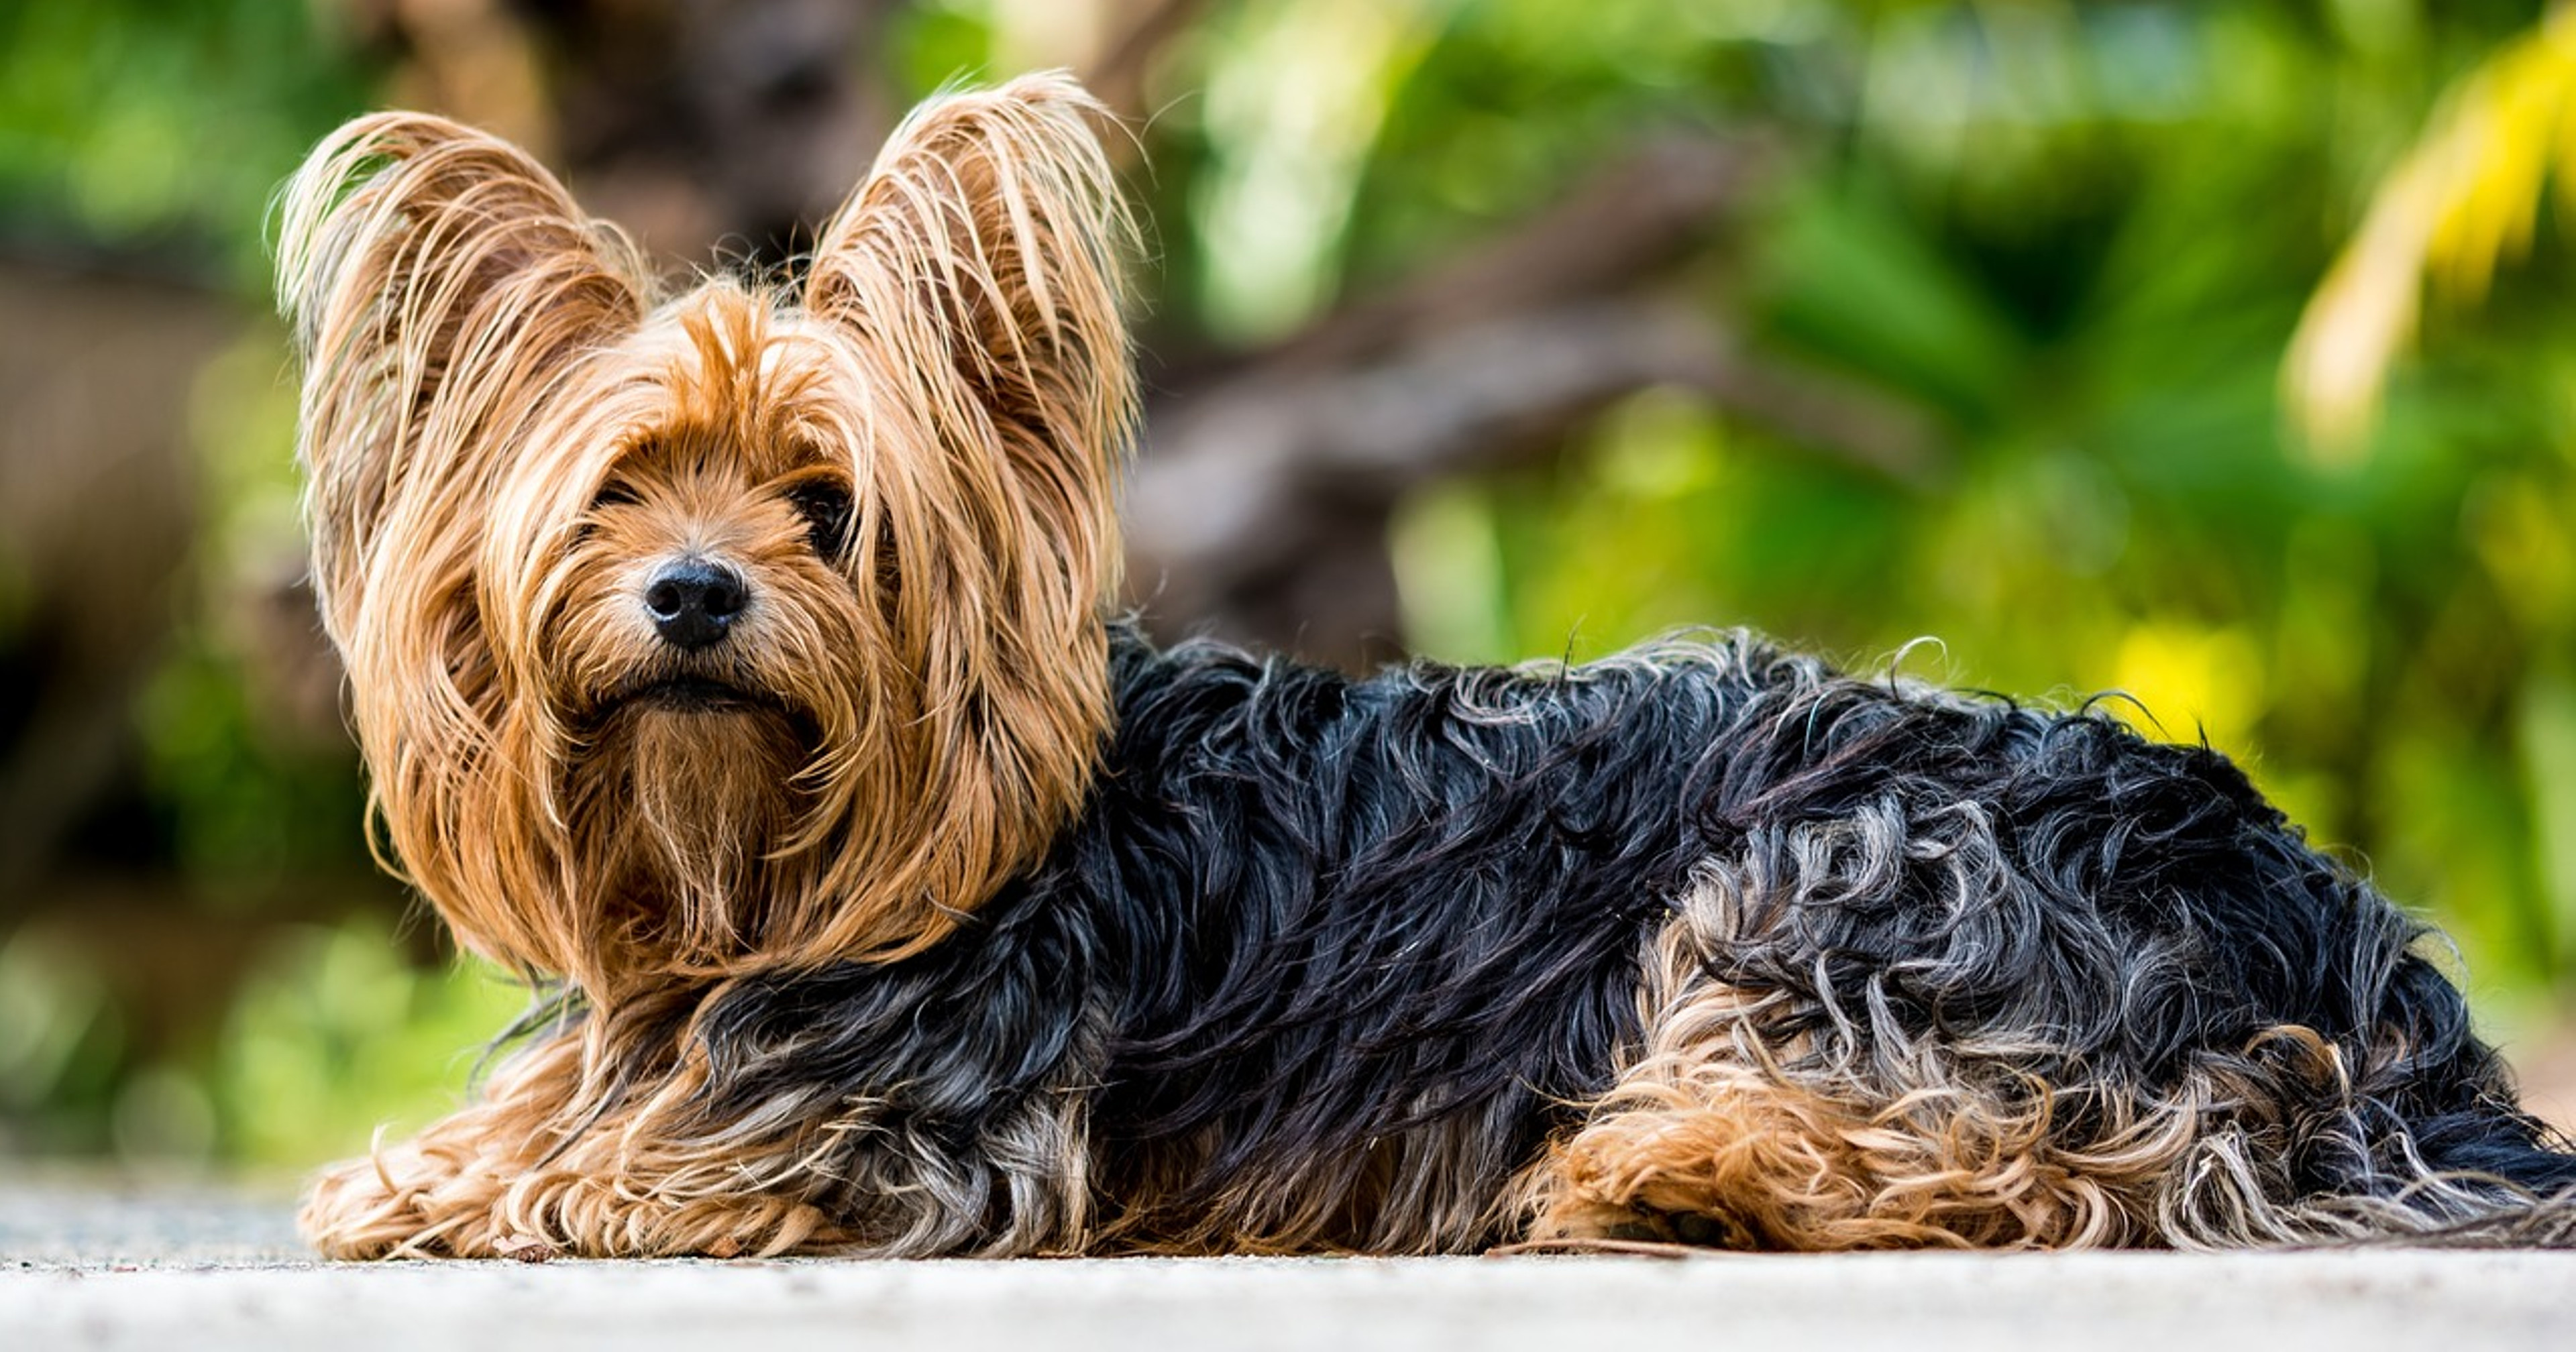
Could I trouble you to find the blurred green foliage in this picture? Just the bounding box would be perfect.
[1385,0,2576,1028]
[0,0,373,283]
[217,921,530,1168]
[3,0,2573,1167]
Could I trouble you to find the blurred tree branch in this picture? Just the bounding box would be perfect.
[1085,0,1208,123]
[1125,136,1940,666]
[357,0,902,263]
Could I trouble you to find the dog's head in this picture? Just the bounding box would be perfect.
[278,75,1134,995]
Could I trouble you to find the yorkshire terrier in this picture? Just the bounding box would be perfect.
[278,74,2576,1259]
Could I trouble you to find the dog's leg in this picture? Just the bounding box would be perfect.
[305,995,1102,1259]
[301,1029,855,1259]
[301,1033,583,1260]
[1527,1044,2193,1250]
[1523,860,2204,1251]
[305,1128,851,1260]
[303,1101,531,1261]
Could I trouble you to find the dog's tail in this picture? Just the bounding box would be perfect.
[2390,1112,2576,1245]
[2160,1010,2576,1249]
[2273,1132,2576,1249]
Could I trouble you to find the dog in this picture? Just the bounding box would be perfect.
[276,73,2576,1259]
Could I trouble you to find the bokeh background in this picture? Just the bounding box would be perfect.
[4,0,2576,1175]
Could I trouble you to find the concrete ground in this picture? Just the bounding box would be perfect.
[5,1181,2575,1351]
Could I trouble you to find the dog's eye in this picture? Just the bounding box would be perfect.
[788,483,855,559]
[575,482,639,543]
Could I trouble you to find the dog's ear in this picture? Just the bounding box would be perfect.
[276,114,647,650]
[277,116,647,979]
[803,72,1134,615]
[788,74,1136,962]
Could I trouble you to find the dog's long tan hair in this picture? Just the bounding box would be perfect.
[278,74,1134,997]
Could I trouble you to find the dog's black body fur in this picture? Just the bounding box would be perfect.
[667,626,2575,1250]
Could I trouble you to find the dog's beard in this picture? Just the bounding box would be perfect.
[568,693,814,973]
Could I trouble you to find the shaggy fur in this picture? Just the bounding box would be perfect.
[277,74,2576,1260]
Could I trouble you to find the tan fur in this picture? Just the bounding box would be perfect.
[280,74,1133,1254]
[301,981,1101,1259]
[302,1000,855,1259]
[278,74,1133,994]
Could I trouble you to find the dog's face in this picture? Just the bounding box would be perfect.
[278,76,1134,995]
[504,301,884,976]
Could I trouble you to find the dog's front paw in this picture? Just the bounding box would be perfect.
[301,1145,514,1260]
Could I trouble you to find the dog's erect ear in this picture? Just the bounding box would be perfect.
[803,72,1134,609]
[276,114,647,649]
[788,73,1137,962]
[278,116,649,980]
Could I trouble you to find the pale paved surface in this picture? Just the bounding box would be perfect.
[5,1182,2576,1350]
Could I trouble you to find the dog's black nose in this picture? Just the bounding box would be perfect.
[643,561,747,650]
